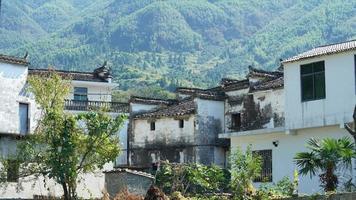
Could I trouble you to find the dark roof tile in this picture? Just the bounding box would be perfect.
[0,54,29,66]
[134,99,196,119]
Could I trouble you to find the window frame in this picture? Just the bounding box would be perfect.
[253,149,272,182]
[300,61,326,102]
[74,87,88,101]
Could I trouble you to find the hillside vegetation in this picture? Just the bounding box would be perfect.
[0,0,355,98]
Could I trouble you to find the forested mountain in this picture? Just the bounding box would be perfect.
[0,0,355,98]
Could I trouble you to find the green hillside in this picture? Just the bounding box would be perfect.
[0,0,355,98]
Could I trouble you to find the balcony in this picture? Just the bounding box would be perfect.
[64,100,129,113]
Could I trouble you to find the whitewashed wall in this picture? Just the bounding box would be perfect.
[133,116,195,148]
[0,162,114,199]
[231,125,355,194]
[0,62,41,135]
[68,80,113,102]
[284,51,356,130]
[131,103,159,114]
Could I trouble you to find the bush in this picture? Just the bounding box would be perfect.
[230,145,262,199]
[155,161,230,195]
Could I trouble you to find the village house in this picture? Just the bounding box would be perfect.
[0,54,129,198]
[127,89,229,168]
[220,40,356,193]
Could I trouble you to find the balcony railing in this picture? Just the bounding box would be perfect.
[64,100,129,113]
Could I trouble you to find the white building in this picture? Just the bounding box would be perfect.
[220,40,356,194]
[0,54,129,198]
[128,90,228,169]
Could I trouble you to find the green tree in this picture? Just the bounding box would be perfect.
[1,72,126,199]
[230,145,262,200]
[294,137,356,192]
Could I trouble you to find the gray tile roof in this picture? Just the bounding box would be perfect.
[130,96,177,106]
[0,54,29,66]
[284,40,356,63]
[28,68,109,82]
[134,99,196,119]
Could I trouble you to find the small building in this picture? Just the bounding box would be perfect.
[104,168,154,197]
[128,89,229,168]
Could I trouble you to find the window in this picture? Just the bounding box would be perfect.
[179,119,184,128]
[231,113,241,130]
[301,61,325,101]
[19,103,29,135]
[7,160,19,182]
[150,122,156,131]
[74,87,88,101]
[253,149,272,182]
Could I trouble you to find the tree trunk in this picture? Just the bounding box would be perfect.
[62,182,70,200]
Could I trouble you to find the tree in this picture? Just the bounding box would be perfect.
[230,146,262,199]
[1,72,126,199]
[294,137,355,192]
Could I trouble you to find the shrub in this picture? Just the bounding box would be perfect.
[155,161,230,195]
[230,145,262,199]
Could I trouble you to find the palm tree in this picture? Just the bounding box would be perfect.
[294,137,355,192]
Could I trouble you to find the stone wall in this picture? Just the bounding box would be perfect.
[105,170,154,197]
[285,192,356,200]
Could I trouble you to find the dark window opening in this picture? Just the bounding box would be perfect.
[74,87,88,101]
[7,160,19,182]
[19,103,29,135]
[150,122,155,131]
[301,61,325,101]
[231,113,241,130]
[179,119,184,128]
[253,149,272,182]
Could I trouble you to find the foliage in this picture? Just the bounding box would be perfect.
[1,0,355,92]
[294,137,356,192]
[102,188,144,200]
[155,161,229,196]
[257,176,295,199]
[0,72,126,199]
[230,146,262,200]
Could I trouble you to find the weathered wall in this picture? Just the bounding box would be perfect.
[225,88,284,133]
[196,98,227,166]
[131,116,196,166]
[0,162,114,199]
[105,172,153,197]
[284,51,356,130]
[230,125,355,194]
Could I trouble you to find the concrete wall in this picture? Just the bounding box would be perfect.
[284,51,356,130]
[230,125,355,194]
[285,192,356,200]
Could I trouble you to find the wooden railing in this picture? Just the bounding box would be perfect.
[64,100,129,113]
